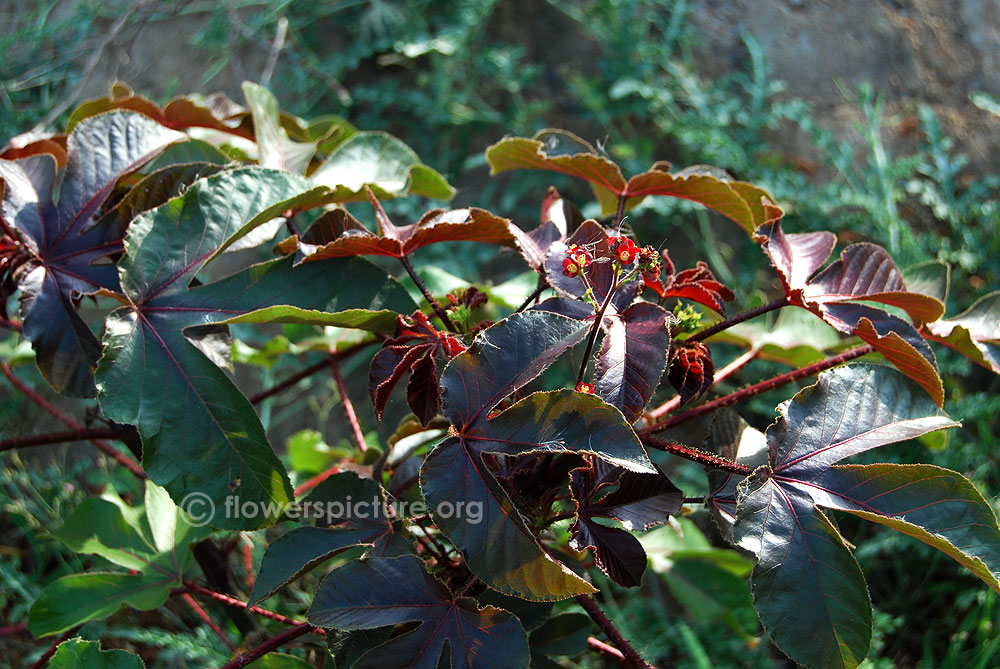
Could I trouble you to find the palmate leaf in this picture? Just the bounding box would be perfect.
[531,296,670,423]
[0,111,185,396]
[486,130,776,231]
[248,472,411,606]
[29,481,208,637]
[569,460,682,587]
[422,311,655,599]
[96,168,416,530]
[308,555,529,669]
[593,302,671,422]
[755,220,945,405]
[729,364,1000,669]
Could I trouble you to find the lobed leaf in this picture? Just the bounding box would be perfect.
[97,168,416,530]
[926,291,1000,374]
[49,639,145,668]
[248,472,409,606]
[594,302,671,422]
[1,111,185,396]
[308,555,530,669]
[732,364,966,668]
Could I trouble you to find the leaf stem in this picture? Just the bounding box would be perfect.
[293,463,341,497]
[181,592,238,652]
[688,296,788,342]
[330,357,367,452]
[399,254,456,332]
[221,622,315,669]
[641,344,874,436]
[646,347,758,421]
[0,361,148,481]
[515,277,548,314]
[0,317,22,332]
[27,624,82,669]
[575,594,651,669]
[248,339,376,405]
[0,428,123,452]
[180,580,322,631]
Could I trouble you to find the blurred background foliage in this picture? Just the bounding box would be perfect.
[2,0,999,666]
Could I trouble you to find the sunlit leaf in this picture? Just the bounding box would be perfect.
[732,364,963,668]
[96,168,416,530]
[0,111,184,395]
[926,291,1000,374]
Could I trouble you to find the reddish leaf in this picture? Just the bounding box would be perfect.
[645,250,734,315]
[284,199,516,262]
[486,131,626,195]
[369,344,432,419]
[594,302,671,422]
[67,82,254,139]
[668,340,715,407]
[756,221,944,404]
[406,350,441,425]
[1,134,69,166]
[569,460,682,587]
[804,243,944,323]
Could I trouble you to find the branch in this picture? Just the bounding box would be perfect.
[688,296,788,343]
[221,622,315,669]
[641,435,751,475]
[0,317,22,332]
[588,636,628,665]
[399,254,456,332]
[575,594,651,669]
[180,580,323,632]
[330,356,367,452]
[1,428,122,452]
[181,592,238,652]
[33,2,149,132]
[0,361,147,480]
[641,344,874,435]
[259,16,288,86]
[515,277,548,314]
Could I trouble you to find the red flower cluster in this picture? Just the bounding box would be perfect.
[575,381,595,394]
[562,244,593,277]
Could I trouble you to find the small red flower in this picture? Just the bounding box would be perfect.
[575,381,595,394]
[565,244,592,268]
[611,237,640,265]
[562,257,581,277]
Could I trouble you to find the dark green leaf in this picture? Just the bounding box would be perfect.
[529,613,592,660]
[49,638,145,668]
[96,168,416,530]
[248,472,409,606]
[424,390,654,599]
[439,310,589,430]
[308,555,529,669]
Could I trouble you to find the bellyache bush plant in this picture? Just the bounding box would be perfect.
[2,86,999,669]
